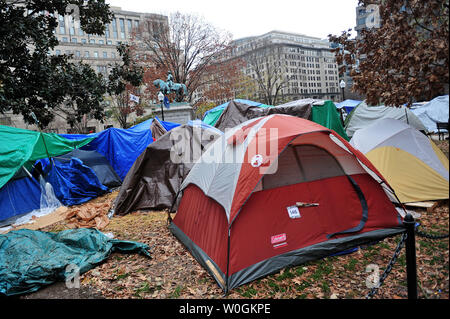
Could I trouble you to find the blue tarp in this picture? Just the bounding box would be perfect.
[0,228,151,296]
[335,99,362,114]
[44,158,108,206]
[0,177,41,223]
[60,118,180,180]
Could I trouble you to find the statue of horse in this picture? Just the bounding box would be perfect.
[153,79,170,95]
[153,78,188,102]
[171,83,188,102]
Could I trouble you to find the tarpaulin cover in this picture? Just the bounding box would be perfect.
[213,100,311,131]
[43,158,108,206]
[60,119,180,180]
[113,121,223,215]
[202,99,269,126]
[38,149,122,189]
[410,95,449,133]
[276,99,349,140]
[0,228,151,296]
[335,99,362,114]
[0,176,41,223]
[344,100,426,138]
[0,125,94,189]
[311,100,350,141]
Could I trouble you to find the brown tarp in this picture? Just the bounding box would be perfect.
[214,100,312,131]
[113,124,222,215]
[150,118,168,140]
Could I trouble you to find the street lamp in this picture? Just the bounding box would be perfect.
[339,80,346,102]
[157,91,164,121]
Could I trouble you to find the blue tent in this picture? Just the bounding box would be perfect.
[0,176,42,224]
[335,99,362,114]
[60,118,180,180]
[42,158,109,207]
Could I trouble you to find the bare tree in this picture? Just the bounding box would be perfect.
[244,40,289,105]
[133,12,232,102]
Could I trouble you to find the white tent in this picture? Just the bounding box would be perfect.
[350,118,449,203]
[410,95,449,133]
[345,100,426,138]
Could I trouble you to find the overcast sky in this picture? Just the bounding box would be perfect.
[106,0,359,40]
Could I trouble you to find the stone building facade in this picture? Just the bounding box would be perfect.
[230,30,341,104]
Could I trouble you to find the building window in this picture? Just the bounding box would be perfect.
[89,39,95,44]
[127,19,132,32]
[62,37,68,42]
[103,51,107,58]
[81,38,87,44]
[105,24,110,38]
[119,18,125,38]
[111,52,116,59]
[112,19,118,38]
[99,39,104,45]
[84,51,89,58]
[59,15,65,34]
[107,40,112,45]
[75,51,81,57]
[55,49,61,55]
[134,20,139,29]
[94,51,99,58]
[71,38,77,43]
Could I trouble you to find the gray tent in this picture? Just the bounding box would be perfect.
[150,118,168,140]
[113,122,223,215]
[214,100,312,131]
[344,100,426,138]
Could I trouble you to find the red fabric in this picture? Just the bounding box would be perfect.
[228,173,400,275]
[229,116,395,222]
[173,184,229,273]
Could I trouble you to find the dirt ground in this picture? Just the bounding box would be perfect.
[18,141,450,300]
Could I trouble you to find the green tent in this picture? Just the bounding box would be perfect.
[311,100,349,141]
[0,125,94,189]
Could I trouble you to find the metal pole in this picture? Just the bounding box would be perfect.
[403,213,418,299]
[160,101,165,121]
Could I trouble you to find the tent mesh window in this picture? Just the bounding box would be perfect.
[261,144,346,190]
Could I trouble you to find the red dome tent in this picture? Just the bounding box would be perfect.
[169,115,405,292]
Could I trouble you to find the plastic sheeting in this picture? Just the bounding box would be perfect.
[410,95,449,133]
[344,101,427,138]
[39,149,122,189]
[335,99,362,114]
[60,118,180,180]
[0,176,41,223]
[0,228,151,296]
[310,100,349,141]
[44,158,108,206]
[202,99,270,126]
[113,122,223,215]
[0,125,94,189]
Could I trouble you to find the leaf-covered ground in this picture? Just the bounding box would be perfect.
[30,140,449,299]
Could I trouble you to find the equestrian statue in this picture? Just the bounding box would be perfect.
[153,71,188,102]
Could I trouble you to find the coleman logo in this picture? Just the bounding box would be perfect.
[271,233,287,244]
[250,154,263,167]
